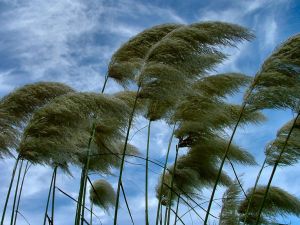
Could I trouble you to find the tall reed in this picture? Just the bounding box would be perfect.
[204,33,300,225]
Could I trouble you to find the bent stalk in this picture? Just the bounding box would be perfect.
[255,112,300,224]
[10,159,24,225]
[75,123,96,225]
[90,202,93,225]
[145,120,151,225]
[174,195,180,225]
[113,86,141,225]
[155,124,176,225]
[121,182,135,225]
[13,161,30,225]
[166,145,179,225]
[204,100,249,224]
[51,166,57,224]
[43,167,56,225]
[243,158,266,223]
[1,156,20,225]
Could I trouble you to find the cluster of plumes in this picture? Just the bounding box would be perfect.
[89,179,116,211]
[156,73,264,205]
[108,22,254,121]
[247,34,300,111]
[265,117,300,166]
[0,81,140,173]
[218,183,300,225]
[18,91,139,173]
[0,82,74,158]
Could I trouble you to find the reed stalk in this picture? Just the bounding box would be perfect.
[51,166,57,224]
[203,85,255,224]
[9,159,23,225]
[145,120,151,225]
[76,123,96,225]
[174,195,180,225]
[121,182,135,225]
[90,202,93,225]
[243,158,266,223]
[43,166,56,225]
[155,124,176,225]
[76,74,108,224]
[255,112,300,224]
[113,85,141,225]
[1,156,20,225]
[166,145,179,225]
[13,161,30,225]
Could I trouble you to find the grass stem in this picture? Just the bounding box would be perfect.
[1,156,20,225]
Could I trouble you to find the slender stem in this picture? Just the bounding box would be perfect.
[113,85,140,225]
[160,204,163,225]
[155,124,176,225]
[164,206,168,225]
[226,156,248,199]
[255,112,300,224]
[163,183,206,221]
[243,158,266,224]
[56,186,102,224]
[51,166,57,224]
[166,145,179,225]
[10,159,24,225]
[43,167,55,225]
[1,156,20,225]
[16,211,30,225]
[13,161,30,225]
[170,207,185,225]
[121,182,135,225]
[145,120,151,225]
[78,123,96,225]
[174,195,180,225]
[90,203,93,225]
[80,172,88,225]
[75,168,86,224]
[101,74,109,94]
[203,101,247,224]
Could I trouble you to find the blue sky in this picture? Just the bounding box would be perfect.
[0,0,300,224]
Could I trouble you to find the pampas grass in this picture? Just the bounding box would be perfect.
[0,21,300,225]
[89,179,116,211]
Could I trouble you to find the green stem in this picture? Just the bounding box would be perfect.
[166,145,179,225]
[51,166,57,224]
[170,207,186,225]
[155,124,176,225]
[90,202,93,225]
[113,85,140,225]
[145,120,151,225]
[101,74,109,94]
[174,195,180,225]
[75,168,85,224]
[43,167,56,225]
[10,159,23,225]
[160,204,163,225]
[77,123,96,225]
[203,101,247,225]
[1,156,20,225]
[164,206,168,225]
[163,183,205,221]
[243,158,266,224]
[255,112,300,225]
[56,186,101,222]
[227,157,248,198]
[121,181,135,225]
[13,161,30,225]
